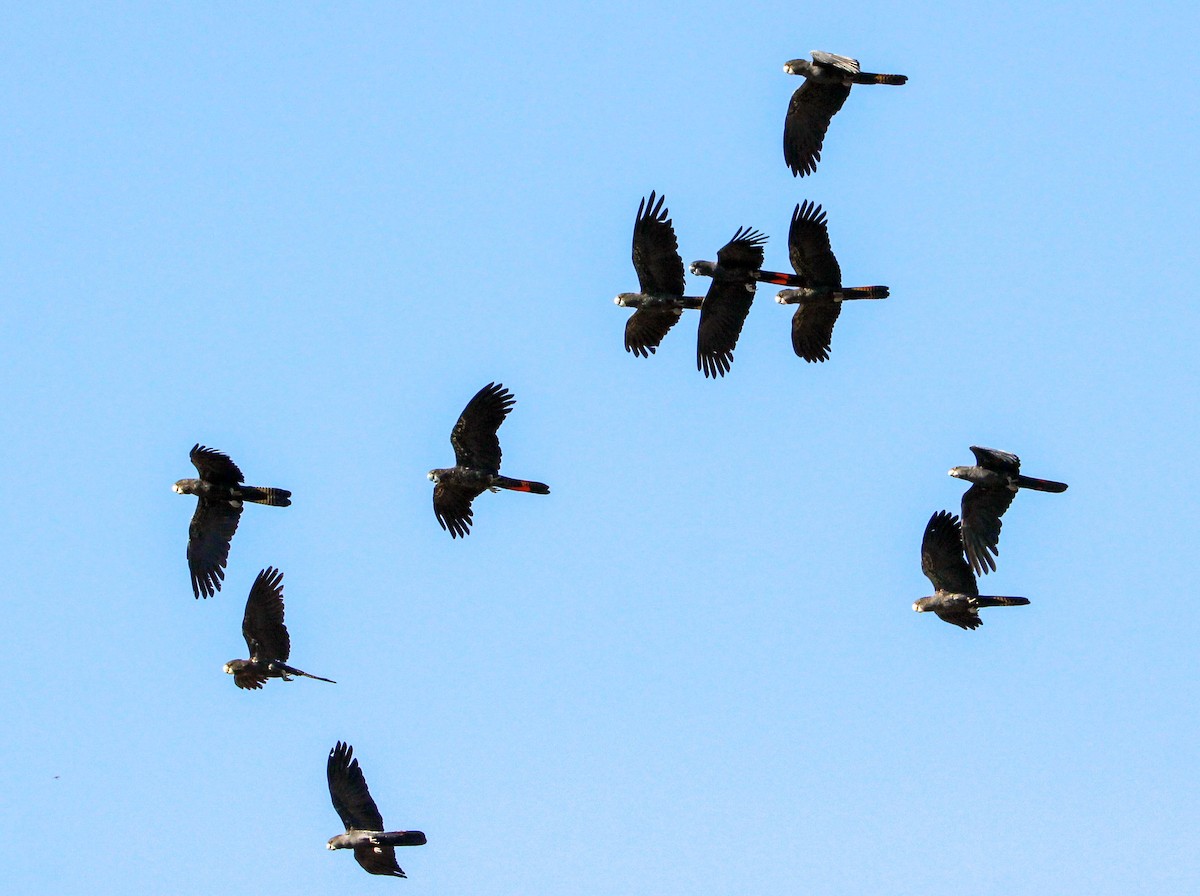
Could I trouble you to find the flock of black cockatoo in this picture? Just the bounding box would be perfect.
[169,51,1067,882]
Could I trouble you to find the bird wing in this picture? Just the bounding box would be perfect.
[187,498,242,598]
[961,484,1016,576]
[353,844,407,877]
[632,191,686,296]
[788,201,842,287]
[970,445,1021,474]
[810,50,861,73]
[233,668,267,690]
[936,602,983,630]
[696,228,767,378]
[783,81,851,177]
[433,480,485,539]
[920,511,978,596]
[450,382,514,472]
[790,301,842,362]
[189,444,244,485]
[328,741,386,832]
[242,567,290,663]
[625,307,684,357]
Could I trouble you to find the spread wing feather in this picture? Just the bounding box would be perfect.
[187,499,241,598]
[625,307,683,357]
[788,201,842,287]
[697,228,766,378]
[783,81,851,177]
[432,480,484,539]
[632,191,686,297]
[791,301,842,362]
[190,444,244,485]
[450,382,514,472]
[921,511,978,596]
[242,566,290,664]
[328,741,386,832]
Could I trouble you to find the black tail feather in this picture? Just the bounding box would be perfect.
[1016,475,1068,493]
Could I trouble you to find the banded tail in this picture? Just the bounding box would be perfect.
[756,269,801,287]
[494,476,550,495]
[840,285,889,300]
[853,72,907,85]
[1016,475,1068,493]
[242,486,292,506]
[369,831,428,848]
[975,596,1030,608]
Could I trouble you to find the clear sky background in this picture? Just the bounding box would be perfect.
[2,2,1198,894]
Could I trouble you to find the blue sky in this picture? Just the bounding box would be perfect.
[2,2,1198,894]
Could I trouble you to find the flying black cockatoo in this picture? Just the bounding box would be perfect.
[690,226,769,377]
[223,567,335,690]
[914,510,1030,630]
[949,446,1069,576]
[614,192,706,357]
[173,444,291,598]
[762,201,890,362]
[327,741,427,878]
[428,382,549,537]
[782,51,907,177]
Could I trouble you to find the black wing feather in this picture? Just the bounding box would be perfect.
[697,228,767,377]
[190,444,244,485]
[631,191,686,297]
[961,484,1017,575]
[432,480,485,539]
[920,511,978,596]
[187,498,242,598]
[783,80,851,177]
[242,567,290,664]
[328,741,386,832]
[791,301,842,362]
[625,307,684,357]
[788,201,842,287]
[450,382,514,472]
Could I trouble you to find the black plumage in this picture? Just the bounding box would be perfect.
[690,227,768,378]
[428,383,549,537]
[949,446,1069,575]
[326,741,427,878]
[172,444,291,598]
[614,192,705,357]
[782,51,907,177]
[913,511,1030,630]
[223,567,335,690]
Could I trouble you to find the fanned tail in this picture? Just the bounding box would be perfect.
[494,476,550,495]
[840,285,889,300]
[854,72,907,85]
[1015,475,1068,493]
[242,486,292,506]
[975,596,1030,608]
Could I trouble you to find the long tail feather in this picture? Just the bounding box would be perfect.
[274,661,335,683]
[242,486,292,506]
[854,72,907,85]
[494,476,550,495]
[1015,475,1068,493]
[840,285,889,300]
[369,831,428,847]
[975,596,1030,608]
[756,270,801,287]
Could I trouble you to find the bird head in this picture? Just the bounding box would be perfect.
[947,466,970,481]
[776,289,801,305]
[614,293,634,307]
[223,662,236,674]
[912,599,928,613]
[172,481,186,494]
[783,58,811,76]
[690,260,715,277]
[427,470,440,483]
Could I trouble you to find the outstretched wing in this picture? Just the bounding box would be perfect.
[433,480,486,538]
[632,191,686,297]
[696,228,767,378]
[242,567,290,664]
[354,843,407,878]
[791,301,842,362]
[187,498,242,598]
[810,50,860,73]
[233,667,267,690]
[970,445,1021,475]
[788,201,842,288]
[328,741,386,833]
[783,81,851,177]
[920,511,978,596]
[190,444,244,485]
[961,484,1016,575]
[450,382,514,472]
[625,307,684,357]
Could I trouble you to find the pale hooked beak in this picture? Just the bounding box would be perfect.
[172,484,183,494]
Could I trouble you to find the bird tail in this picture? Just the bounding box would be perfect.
[369,831,428,847]
[755,269,802,287]
[1015,475,1068,493]
[493,476,550,495]
[241,486,292,506]
[853,72,907,85]
[839,285,889,300]
[974,596,1031,608]
[272,661,336,684]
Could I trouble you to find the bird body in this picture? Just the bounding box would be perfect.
[782,51,907,177]
[915,510,1031,630]
[691,226,768,377]
[949,446,1069,575]
[224,567,335,689]
[615,192,706,357]
[173,444,291,598]
[327,741,426,878]
[429,382,549,537]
